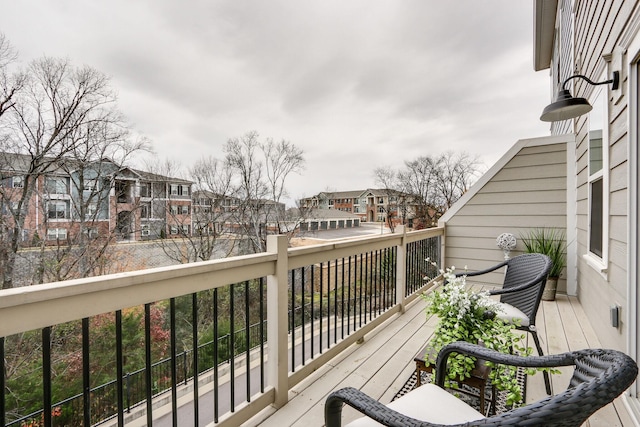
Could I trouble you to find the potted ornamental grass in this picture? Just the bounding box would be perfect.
[521,228,566,300]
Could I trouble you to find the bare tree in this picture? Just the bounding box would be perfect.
[264,137,304,234]
[0,53,145,288]
[434,151,481,211]
[0,33,25,119]
[373,166,402,232]
[153,156,238,263]
[225,131,305,253]
[394,151,481,228]
[398,156,440,227]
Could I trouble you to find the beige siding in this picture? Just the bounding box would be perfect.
[443,141,568,292]
[568,0,633,352]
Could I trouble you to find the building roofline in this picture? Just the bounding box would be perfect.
[534,0,558,71]
[438,133,575,226]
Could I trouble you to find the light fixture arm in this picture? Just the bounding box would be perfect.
[561,71,620,91]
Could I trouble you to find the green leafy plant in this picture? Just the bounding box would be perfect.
[521,228,566,278]
[423,265,547,407]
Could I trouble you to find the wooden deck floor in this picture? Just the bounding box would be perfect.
[249,293,637,427]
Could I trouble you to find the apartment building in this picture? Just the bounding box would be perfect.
[0,154,193,245]
[300,188,416,226]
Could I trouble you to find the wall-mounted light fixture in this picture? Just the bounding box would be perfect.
[540,71,620,122]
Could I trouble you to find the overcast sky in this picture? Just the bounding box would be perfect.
[1,1,552,206]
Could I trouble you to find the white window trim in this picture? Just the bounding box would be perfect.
[584,80,609,278]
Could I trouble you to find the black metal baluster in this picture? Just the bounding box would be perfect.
[82,318,91,426]
[377,249,382,314]
[347,256,352,334]
[259,277,265,392]
[170,298,178,426]
[230,284,235,411]
[1,336,4,427]
[42,326,52,427]
[334,259,338,344]
[213,289,219,423]
[310,266,314,357]
[358,254,363,327]
[116,311,124,426]
[341,257,345,339]
[393,247,397,305]
[369,251,374,320]
[408,241,414,294]
[327,261,331,349]
[144,304,153,426]
[301,267,305,365]
[319,262,324,353]
[290,270,295,371]
[244,280,251,402]
[382,249,387,309]
[192,293,199,425]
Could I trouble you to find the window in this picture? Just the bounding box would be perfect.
[169,184,190,196]
[170,205,178,215]
[12,176,23,188]
[85,203,98,219]
[182,225,190,234]
[47,201,69,219]
[180,205,190,215]
[170,225,179,235]
[45,177,69,194]
[47,228,67,240]
[140,203,150,219]
[587,83,608,270]
[140,183,151,198]
[141,224,151,236]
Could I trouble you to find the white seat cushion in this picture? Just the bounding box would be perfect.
[345,383,485,427]
[496,302,529,327]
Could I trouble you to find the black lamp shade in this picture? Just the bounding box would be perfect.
[540,89,593,122]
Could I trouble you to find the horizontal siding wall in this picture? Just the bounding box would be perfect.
[444,141,568,291]
[570,0,633,352]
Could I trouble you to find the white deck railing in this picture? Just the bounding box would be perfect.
[0,225,444,427]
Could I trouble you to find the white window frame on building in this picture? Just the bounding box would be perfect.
[47,228,67,240]
[47,200,69,220]
[85,203,98,219]
[141,224,151,236]
[45,176,69,194]
[12,176,23,188]
[141,203,151,219]
[585,79,609,275]
[140,183,151,198]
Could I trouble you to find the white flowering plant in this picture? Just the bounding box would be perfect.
[423,263,534,407]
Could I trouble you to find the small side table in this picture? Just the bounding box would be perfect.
[414,346,493,415]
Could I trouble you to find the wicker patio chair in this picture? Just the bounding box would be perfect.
[457,253,552,394]
[325,341,638,427]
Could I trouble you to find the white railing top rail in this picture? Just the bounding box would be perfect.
[0,227,443,338]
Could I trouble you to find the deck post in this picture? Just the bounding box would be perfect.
[395,225,407,313]
[266,234,289,408]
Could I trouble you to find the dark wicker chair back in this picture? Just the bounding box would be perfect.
[434,342,639,426]
[498,253,552,325]
[458,253,553,393]
[325,342,638,427]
